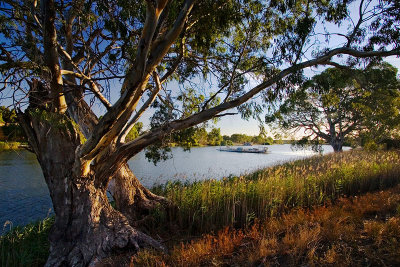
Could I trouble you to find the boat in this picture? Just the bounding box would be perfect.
[218,146,268,154]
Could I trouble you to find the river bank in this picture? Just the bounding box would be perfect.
[0,145,339,231]
[1,150,400,266]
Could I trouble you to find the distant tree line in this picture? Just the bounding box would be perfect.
[0,106,25,142]
[169,127,276,147]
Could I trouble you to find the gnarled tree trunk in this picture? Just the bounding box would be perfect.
[108,164,171,226]
[64,86,170,226]
[18,108,165,266]
[330,137,343,152]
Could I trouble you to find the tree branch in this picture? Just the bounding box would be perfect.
[214,112,238,118]
[146,0,195,73]
[75,1,196,170]
[117,71,163,144]
[42,0,67,113]
[60,69,112,109]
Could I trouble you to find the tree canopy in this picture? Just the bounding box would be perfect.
[0,106,17,125]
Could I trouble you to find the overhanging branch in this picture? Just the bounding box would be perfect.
[110,47,400,167]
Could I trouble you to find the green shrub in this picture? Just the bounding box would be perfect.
[0,141,21,150]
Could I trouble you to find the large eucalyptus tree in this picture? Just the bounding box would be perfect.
[0,0,399,265]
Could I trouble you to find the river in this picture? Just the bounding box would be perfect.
[0,144,339,234]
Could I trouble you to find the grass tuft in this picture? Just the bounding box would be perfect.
[0,217,53,267]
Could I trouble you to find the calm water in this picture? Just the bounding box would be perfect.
[0,144,340,234]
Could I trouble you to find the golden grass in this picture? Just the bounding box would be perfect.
[130,185,400,266]
[149,150,400,234]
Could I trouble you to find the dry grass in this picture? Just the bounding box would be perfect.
[130,185,400,266]
[147,150,400,235]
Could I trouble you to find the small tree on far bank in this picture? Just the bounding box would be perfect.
[207,128,223,146]
[0,107,17,126]
[266,63,400,152]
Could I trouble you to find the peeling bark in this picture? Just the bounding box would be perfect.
[65,88,170,224]
[18,106,165,266]
[108,164,171,225]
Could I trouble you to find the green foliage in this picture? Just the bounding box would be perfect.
[194,128,208,146]
[222,133,274,145]
[230,133,252,144]
[221,139,233,146]
[265,136,274,145]
[356,63,400,144]
[145,143,172,165]
[0,107,17,125]
[207,128,223,146]
[173,127,204,148]
[125,122,144,142]
[0,107,25,142]
[0,217,53,267]
[363,140,380,151]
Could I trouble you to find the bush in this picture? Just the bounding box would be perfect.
[0,217,53,267]
[0,141,21,150]
[0,125,26,142]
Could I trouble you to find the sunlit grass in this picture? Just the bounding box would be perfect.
[132,185,400,266]
[150,150,400,233]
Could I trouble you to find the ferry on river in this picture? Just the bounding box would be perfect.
[218,146,268,154]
